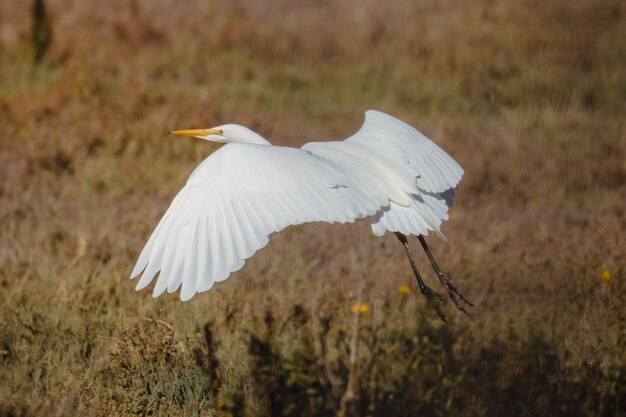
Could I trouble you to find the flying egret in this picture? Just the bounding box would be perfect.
[130,110,472,320]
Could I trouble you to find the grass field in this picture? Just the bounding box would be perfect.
[1,0,625,416]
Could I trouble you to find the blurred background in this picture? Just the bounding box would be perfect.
[0,0,624,416]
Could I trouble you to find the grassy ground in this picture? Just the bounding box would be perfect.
[1,0,625,416]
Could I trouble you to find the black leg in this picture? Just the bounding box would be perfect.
[395,232,446,322]
[417,235,474,315]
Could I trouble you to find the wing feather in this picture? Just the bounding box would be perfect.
[303,110,463,238]
[346,110,463,193]
[195,215,209,295]
[181,224,199,300]
[131,143,385,300]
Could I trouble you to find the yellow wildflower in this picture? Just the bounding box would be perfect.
[399,285,411,294]
[351,304,369,314]
[600,270,611,282]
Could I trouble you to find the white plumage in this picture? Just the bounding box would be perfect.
[130,110,463,301]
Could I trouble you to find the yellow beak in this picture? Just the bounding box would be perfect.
[169,128,224,137]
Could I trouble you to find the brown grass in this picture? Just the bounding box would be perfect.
[0,0,625,416]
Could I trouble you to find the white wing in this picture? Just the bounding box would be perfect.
[347,110,463,193]
[304,110,463,237]
[130,143,387,301]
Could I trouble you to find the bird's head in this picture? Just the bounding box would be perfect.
[169,124,270,145]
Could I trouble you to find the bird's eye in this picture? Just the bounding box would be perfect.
[218,129,224,135]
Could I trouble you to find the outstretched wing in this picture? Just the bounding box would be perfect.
[353,111,463,237]
[350,111,463,237]
[130,143,387,301]
[304,110,463,238]
[347,110,463,194]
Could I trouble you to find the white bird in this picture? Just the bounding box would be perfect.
[130,110,472,319]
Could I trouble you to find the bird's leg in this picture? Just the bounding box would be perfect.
[395,232,446,322]
[417,235,474,315]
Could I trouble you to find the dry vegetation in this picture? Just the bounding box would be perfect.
[1,0,625,416]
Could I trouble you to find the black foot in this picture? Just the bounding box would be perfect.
[420,285,447,322]
[436,271,473,316]
[416,235,473,317]
[395,232,449,322]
